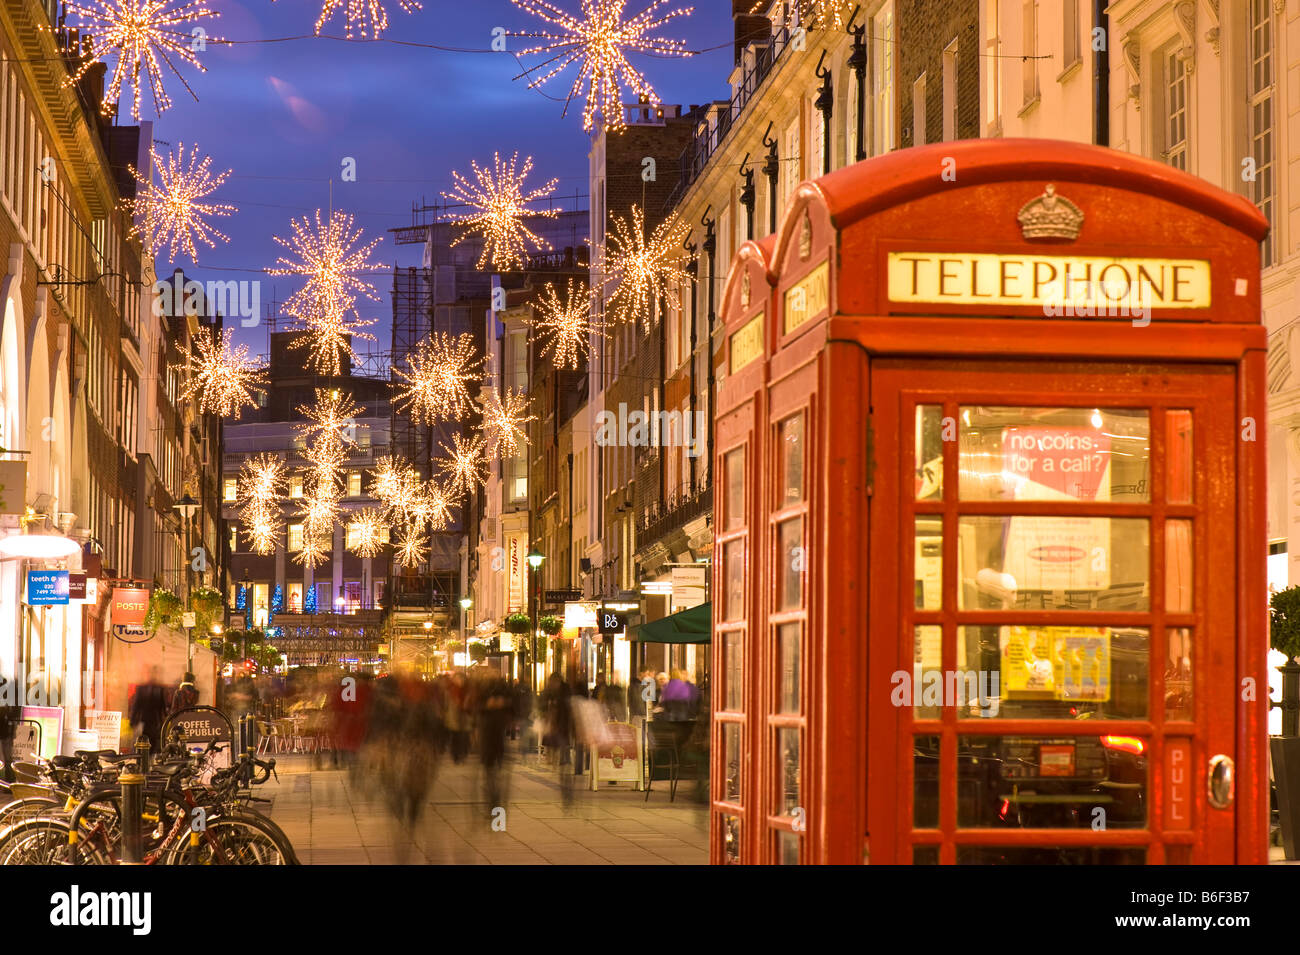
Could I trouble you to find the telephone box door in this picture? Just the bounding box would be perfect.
[868,359,1238,864]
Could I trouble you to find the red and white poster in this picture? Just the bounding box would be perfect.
[506,532,526,613]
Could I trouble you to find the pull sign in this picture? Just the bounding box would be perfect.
[1165,739,1192,830]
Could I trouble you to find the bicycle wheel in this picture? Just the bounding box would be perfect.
[0,797,61,828]
[0,816,73,865]
[168,814,298,865]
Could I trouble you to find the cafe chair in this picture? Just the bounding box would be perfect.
[645,722,683,802]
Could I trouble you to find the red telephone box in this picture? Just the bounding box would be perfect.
[712,139,1269,865]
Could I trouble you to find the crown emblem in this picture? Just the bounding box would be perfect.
[799,211,812,259]
[741,271,751,307]
[1017,184,1084,240]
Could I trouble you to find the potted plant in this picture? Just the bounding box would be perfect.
[469,642,488,663]
[189,586,224,635]
[539,615,563,636]
[1270,586,1300,859]
[144,587,182,632]
[505,613,531,635]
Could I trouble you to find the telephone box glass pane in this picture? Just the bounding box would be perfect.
[724,723,742,802]
[1166,519,1193,613]
[956,735,1148,829]
[725,448,746,530]
[724,632,744,712]
[959,626,1149,720]
[778,728,801,814]
[1167,410,1193,504]
[724,540,745,620]
[913,846,940,864]
[916,405,944,500]
[957,847,1146,864]
[957,517,1149,611]
[912,626,944,720]
[779,414,805,505]
[1166,627,1193,720]
[958,407,1150,502]
[778,623,801,713]
[914,735,940,827]
[775,830,800,865]
[777,518,804,609]
[915,517,943,609]
[722,816,741,864]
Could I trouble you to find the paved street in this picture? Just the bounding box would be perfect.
[261,754,709,865]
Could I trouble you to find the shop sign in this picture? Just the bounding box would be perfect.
[564,601,597,629]
[21,706,63,761]
[783,261,829,333]
[729,312,764,373]
[111,586,152,643]
[506,533,527,613]
[887,252,1211,310]
[671,565,707,609]
[0,461,26,514]
[87,711,123,753]
[26,570,69,605]
[597,610,628,634]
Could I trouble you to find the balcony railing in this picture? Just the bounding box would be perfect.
[639,479,712,543]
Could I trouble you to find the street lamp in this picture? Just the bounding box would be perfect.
[174,494,200,669]
[459,597,472,669]
[423,616,434,678]
[527,549,544,693]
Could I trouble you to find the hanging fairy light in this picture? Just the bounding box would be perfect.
[64,0,221,119]
[394,524,428,568]
[175,327,267,418]
[125,142,235,263]
[509,0,693,132]
[435,433,490,497]
[529,279,604,370]
[604,205,692,331]
[478,387,534,458]
[308,0,421,38]
[802,0,855,29]
[442,152,560,271]
[269,210,383,376]
[346,508,389,558]
[392,332,485,423]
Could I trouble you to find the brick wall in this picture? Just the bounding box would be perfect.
[896,0,981,148]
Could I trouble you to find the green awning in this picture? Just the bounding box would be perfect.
[629,602,712,644]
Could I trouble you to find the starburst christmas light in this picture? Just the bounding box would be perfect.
[295,389,364,453]
[64,0,221,119]
[442,153,560,270]
[411,480,454,532]
[292,531,331,568]
[126,142,235,262]
[346,508,389,558]
[269,210,383,375]
[530,279,604,369]
[478,387,534,458]
[392,332,485,423]
[605,206,692,330]
[308,0,421,38]
[237,454,285,556]
[509,0,693,132]
[435,433,490,497]
[394,524,428,568]
[175,327,267,418]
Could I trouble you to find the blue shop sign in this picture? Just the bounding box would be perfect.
[27,570,70,605]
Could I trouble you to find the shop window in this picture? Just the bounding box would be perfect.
[287,582,303,613]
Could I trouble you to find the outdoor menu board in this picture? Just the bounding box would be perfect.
[592,722,642,788]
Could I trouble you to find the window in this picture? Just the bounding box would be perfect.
[229,525,237,552]
[942,40,959,142]
[1248,0,1276,267]
[872,2,895,155]
[846,68,861,164]
[1161,46,1188,170]
[1022,1,1039,105]
[287,582,303,613]
[288,474,303,499]
[223,477,237,502]
[345,521,361,552]
[912,72,927,146]
[1062,0,1080,72]
[288,523,303,552]
[348,471,362,497]
[783,119,800,208]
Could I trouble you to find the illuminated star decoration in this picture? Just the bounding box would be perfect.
[293,389,363,564]
[442,152,560,270]
[478,387,534,458]
[175,327,267,418]
[605,206,692,331]
[530,279,604,369]
[292,531,331,568]
[346,508,389,558]
[370,454,420,521]
[414,480,455,531]
[392,332,485,423]
[435,433,490,497]
[394,524,428,568]
[509,0,693,132]
[309,0,421,38]
[64,0,221,119]
[126,142,235,262]
[268,210,383,376]
[237,453,286,555]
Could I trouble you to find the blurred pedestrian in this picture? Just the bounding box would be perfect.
[477,676,513,814]
[541,674,574,807]
[170,671,199,715]
[0,698,20,784]
[660,669,691,722]
[128,667,169,753]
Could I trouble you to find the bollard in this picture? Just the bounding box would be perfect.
[119,772,146,865]
[134,737,151,774]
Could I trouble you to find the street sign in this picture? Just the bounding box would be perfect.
[182,611,196,628]
[597,610,628,634]
[163,706,233,770]
[26,570,69,605]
